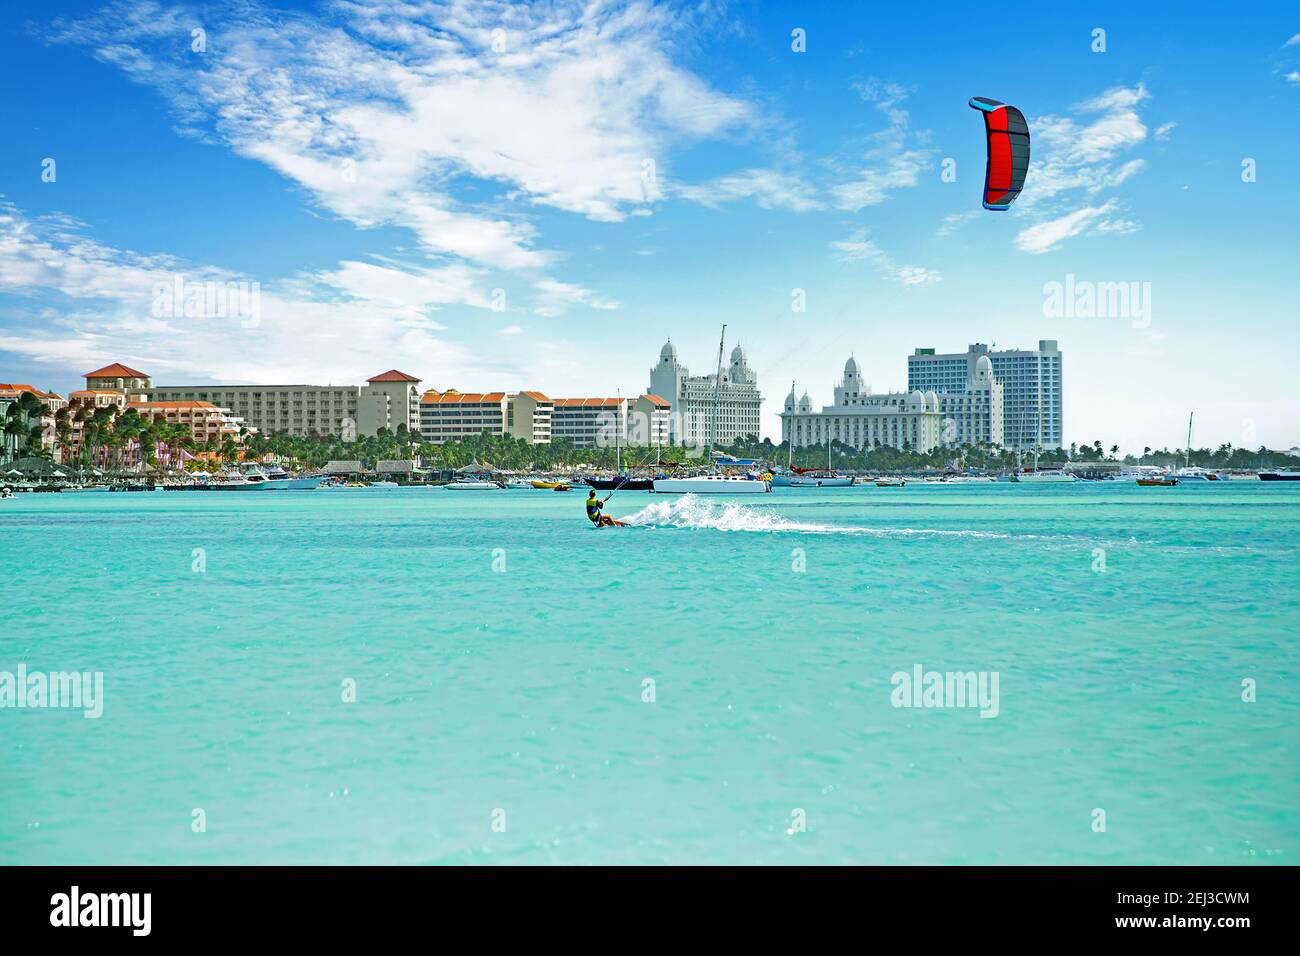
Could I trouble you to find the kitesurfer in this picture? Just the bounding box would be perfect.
[586,489,619,527]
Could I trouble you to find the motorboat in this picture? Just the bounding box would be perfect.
[1014,469,1079,483]
[260,465,324,490]
[210,468,272,491]
[874,477,906,487]
[786,470,854,488]
[1137,476,1179,487]
[445,479,503,490]
[1259,471,1300,481]
[651,474,770,494]
[1174,467,1223,482]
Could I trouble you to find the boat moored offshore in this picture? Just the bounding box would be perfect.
[1014,469,1079,483]
[652,474,771,494]
[211,467,272,490]
[786,471,854,488]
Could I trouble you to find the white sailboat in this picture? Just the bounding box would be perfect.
[1174,413,1224,480]
[771,382,797,487]
[788,426,853,486]
[653,325,770,494]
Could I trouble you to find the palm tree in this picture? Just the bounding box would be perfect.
[4,391,48,460]
[54,407,73,464]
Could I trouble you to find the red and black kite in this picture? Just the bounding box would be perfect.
[969,96,1029,210]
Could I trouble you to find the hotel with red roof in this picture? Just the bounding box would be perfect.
[551,395,669,448]
[146,368,423,439]
[8,358,677,455]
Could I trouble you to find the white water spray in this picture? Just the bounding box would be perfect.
[620,495,1015,537]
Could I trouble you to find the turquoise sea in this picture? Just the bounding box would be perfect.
[1,482,1296,865]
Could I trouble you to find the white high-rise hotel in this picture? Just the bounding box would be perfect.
[649,340,763,446]
[908,341,1062,451]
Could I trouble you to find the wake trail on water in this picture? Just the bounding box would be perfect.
[619,494,1017,538]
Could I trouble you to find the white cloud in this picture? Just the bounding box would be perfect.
[1154,122,1177,140]
[936,210,979,237]
[1015,200,1118,254]
[1019,83,1150,209]
[1105,159,1147,187]
[1286,71,1300,85]
[676,168,821,212]
[830,79,930,211]
[830,229,940,284]
[498,324,524,336]
[532,278,619,317]
[47,0,754,301]
[0,201,489,385]
[1009,83,1154,254]
[1095,217,1141,235]
[1285,33,1300,47]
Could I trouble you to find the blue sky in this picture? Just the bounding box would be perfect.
[2,0,1298,451]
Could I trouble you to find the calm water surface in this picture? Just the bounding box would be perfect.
[2,482,1296,864]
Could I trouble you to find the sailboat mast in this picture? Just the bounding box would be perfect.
[787,382,794,469]
[709,324,726,460]
[1186,412,1193,469]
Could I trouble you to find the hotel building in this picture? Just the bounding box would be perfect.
[649,340,763,446]
[908,341,1062,450]
[355,371,423,437]
[149,382,358,436]
[550,395,670,449]
[780,358,943,453]
[67,365,245,458]
[419,390,554,444]
[147,369,421,439]
[933,355,1003,448]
